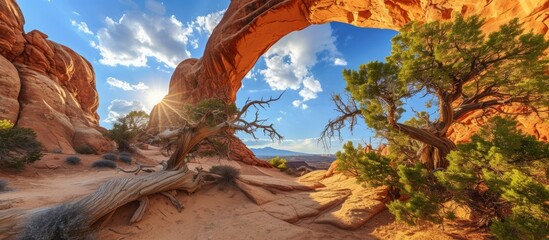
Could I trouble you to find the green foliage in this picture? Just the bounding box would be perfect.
[269,156,287,170]
[65,156,81,165]
[435,117,549,238]
[341,14,549,170]
[182,99,238,127]
[105,110,149,152]
[387,191,442,225]
[0,119,42,170]
[209,165,240,190]
[336,141,398,188]
[74,145,95,155]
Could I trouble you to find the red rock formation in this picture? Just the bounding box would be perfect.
[0,0,114,153]
[148,0,548,163]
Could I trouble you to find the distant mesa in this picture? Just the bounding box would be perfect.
[250,147,314,157]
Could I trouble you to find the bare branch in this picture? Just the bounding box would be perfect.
[319,93,363,149]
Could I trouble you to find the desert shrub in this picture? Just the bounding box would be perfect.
[0,179,8,192]
[118,155,132,164]
[91,160,117,169]
[209,165,240,190]
[52,148,62,154]
[65,156,81,165]
[342,117,549,238]
[268,156,287,171]
[119,152,132,157]
[102,153,117,161]
[105,110,149,152]
[0,119,42,170]
[74,145,95,155]
[20,203,93,240]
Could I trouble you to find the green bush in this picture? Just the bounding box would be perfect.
[209,165,240,190]
[182,99,237,127]
[341,117,549,237]
[105,110,149,152]
[74,145,95,155]
[268,156,287,170]
[0,119,42,170]
[91,160,117,169]
[65,156,81,165]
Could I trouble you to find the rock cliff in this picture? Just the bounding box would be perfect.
[0,0,113,153]
[150,0,548,164]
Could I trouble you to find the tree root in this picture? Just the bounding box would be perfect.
[160,191,184,212]
[130,197,149,224]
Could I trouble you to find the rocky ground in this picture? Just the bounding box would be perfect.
[0,146,489,239]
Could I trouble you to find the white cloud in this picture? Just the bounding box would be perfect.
[70,20,93,35]
[244,68,257,80]
[145,0,165,15]
[72,11,80,16]
[94,9,226,68]
[334,58,348,66]
[94,13,193,68]
[301,104,309,110]
[104,99,147,123]
[260,24,345,109]
[106,77,149,91]
[276,117,282,122]
[192,10,226,35]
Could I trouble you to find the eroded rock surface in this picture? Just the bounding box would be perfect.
[0,0,113,153]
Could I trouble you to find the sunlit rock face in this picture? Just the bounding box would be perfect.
[150,0,548,164]
[0,0,114,153]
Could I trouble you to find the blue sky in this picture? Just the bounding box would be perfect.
[18,0,398,154]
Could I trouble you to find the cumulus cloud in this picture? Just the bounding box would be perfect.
[94,13,193,68]
[106,77,149,91]
[333,57,348,66]
[94,9,226,68]
[104,99,147,123]
[70,20,93,35]
[259,24,346,109]
[192,10,226,35]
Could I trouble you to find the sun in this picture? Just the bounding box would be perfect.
[147,89,166,106]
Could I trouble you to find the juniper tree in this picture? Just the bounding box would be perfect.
[322,15,549,169]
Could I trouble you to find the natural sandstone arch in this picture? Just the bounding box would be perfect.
[150,0,549,163]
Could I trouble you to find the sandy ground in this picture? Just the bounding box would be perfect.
[0,147,488,239]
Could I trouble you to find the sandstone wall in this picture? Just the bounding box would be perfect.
[0,0,113,153]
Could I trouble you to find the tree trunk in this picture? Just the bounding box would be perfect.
[418,137,456,170]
